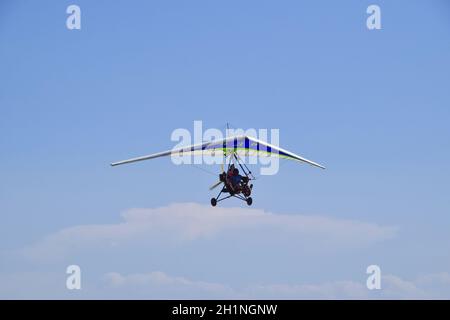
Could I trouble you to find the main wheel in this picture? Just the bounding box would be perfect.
[211,198,217,207]
[246,197,253,206]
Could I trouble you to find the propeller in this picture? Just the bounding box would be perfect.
[209,163,225,190]
[209,180,222,190]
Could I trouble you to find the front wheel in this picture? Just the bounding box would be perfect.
[211,198,217,207]
[246,197,253,206]
[243,186,251,197]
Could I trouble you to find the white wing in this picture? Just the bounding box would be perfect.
[111,135,325,169]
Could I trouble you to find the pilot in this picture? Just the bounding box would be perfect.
[227,164,235,179]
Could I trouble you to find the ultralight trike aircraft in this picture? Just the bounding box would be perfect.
[111,135,325,206]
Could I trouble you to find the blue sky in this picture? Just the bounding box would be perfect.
[0,0,449,298]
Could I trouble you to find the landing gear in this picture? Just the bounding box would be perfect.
[246,197,253,206]
[211,198,217,207]
[242,185,251,197]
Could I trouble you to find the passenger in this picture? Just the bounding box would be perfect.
[232,168,243,188]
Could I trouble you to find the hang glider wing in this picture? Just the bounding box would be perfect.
[111,135,325,169]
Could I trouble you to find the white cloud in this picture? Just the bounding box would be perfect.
[242,281,369,299]
[22,202,397,262]
[4,204,450,299]
[99,270,450,299]
[380,274,428,299]
[102,271,236,299]
[101,270,367,299]
[4,203,415,299]
[1,269,449,299]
